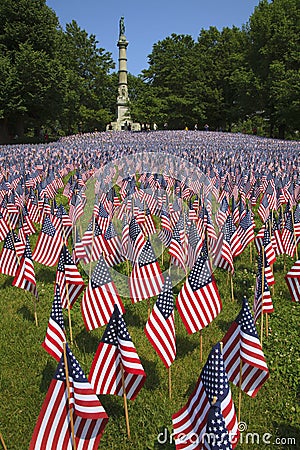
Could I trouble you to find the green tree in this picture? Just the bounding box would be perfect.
[0,0,62,141]
[248,0,300,137]
[57,20,115,133]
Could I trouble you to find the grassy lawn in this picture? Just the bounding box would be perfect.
[0,235,299,449]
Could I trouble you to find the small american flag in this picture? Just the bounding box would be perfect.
[81,255,125,331]
[172,342,239,449]
[285,259,300,302]
[42,284,66,361]
[0,230,20,276]
[32,215,63,267]
[176,242,222,334]
[12,236,38,298]
[89,304,146,400]
[144,275,176,368]
[30,344,108,449]
[203,401,233,450]
[129,239,164,302]
[222,297,269,397]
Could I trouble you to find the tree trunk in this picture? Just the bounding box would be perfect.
[278,124,285,140]
[0,118,10,144]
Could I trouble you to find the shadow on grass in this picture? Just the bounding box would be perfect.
[98,394,125,419]
[1,276,14,288]
[140,357,160,391]
[74,328,100,354]
[175,335,198,359]
[36,267,55,284]
[17,305,35,323]
[154,426,175,449]
[217,319,235,333]
[123,308,144,328]
[40,360,57,392]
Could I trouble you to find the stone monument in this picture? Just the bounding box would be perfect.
[107,17,141,131]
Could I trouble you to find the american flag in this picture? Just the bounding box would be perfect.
[55,245,85,309]
[0,230,20,276]
[176,242,222,335]
[32,215,63,267]
[172,342,239,449]
[88,304,146,400]
[42,284,66,361]
[186,222,202,269]
[30,344,108,450]
[202,401,233,450]
[222,297,269,397]
[169,224,186,270]
[0,210,10,242]
[282,212,296,257]
[68,191,85,225]
[72,228,89,264]
[81,255,125,331]
[257,194,270,224]
[271,215,285,256]
[81,219,109,263]
[215,197,230,230]
[213,215,242,274]
[129,238,164,302]
[128,217,146,264]
[144,275,176,368]
[253,257,274,324]
[12,236,38,298]
[103,222,125,267]
[285,259,300,302]
[236,209,255,251]
[158,207,172,247]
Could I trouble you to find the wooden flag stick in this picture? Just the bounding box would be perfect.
[261,246,265,345]
[249,240,252,264]
[66,283,73,345]
[63,342,76,450]
[168,366,172,399]
[33,297,38,327]
[89,217,95,278]
[238,360,243,424]
[121,363,131,439]
[230,272,234,302]
[266,313,269,338]
[0,432,7,450]
[291,208,299,260]
[147,298,151,320]
[200,330,203,362]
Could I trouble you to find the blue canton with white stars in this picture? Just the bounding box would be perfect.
[138,239,157,267]
[156,275,174,320]
[101,305,131,345]
[201,343,229,403]
[91,256,112,288]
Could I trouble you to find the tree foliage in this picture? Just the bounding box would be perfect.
[0,0,299,142]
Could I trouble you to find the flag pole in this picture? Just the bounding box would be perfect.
[291,208,298,260]
[249,241,252,264]
[66,283,73,345]
[62,230,73,345]
[0,432,7,450]
[230,272,234,302]
[168,366,172,399]
[63,342,76,450]
[121,362,131,439]
[238,359,243,423]
[260,246,265,345]
[199,330,203,362]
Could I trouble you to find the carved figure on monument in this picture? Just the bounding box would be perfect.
[119,16,125,37]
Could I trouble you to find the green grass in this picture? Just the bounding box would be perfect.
[0,225,299,449]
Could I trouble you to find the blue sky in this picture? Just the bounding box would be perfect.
[46,0,261,76]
